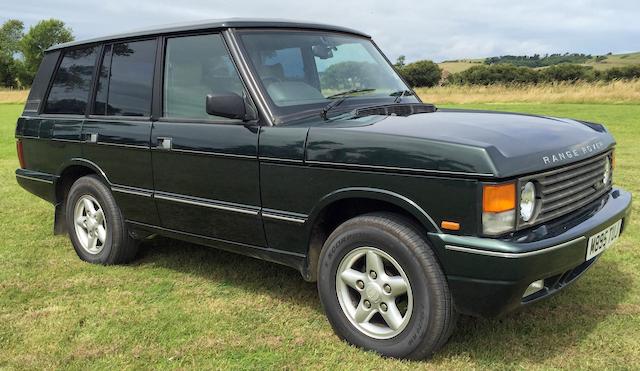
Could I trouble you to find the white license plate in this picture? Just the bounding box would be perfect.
[586,220,622,261]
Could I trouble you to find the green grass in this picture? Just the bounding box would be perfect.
[1,103,638,369]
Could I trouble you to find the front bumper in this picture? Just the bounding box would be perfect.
[429,187,632,317]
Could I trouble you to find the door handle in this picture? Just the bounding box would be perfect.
[85,133,98,143]
[157,137,172,150]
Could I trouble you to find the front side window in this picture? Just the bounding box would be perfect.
[163,33,245,120]
[93,39,156,116]
[44,46,98,114]
[239,30,415,119]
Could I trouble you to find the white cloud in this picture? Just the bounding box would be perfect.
[1,0,638,62]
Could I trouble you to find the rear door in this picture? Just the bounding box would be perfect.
[82,39,159,225]
[150,32,265,246]
[30,47,98,177]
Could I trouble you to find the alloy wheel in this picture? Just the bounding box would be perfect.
[335,246,413,339]
[73,194,107,255]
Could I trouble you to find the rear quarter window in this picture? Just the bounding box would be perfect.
[43,46,98,115]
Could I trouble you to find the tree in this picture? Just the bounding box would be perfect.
[320,61,382,90]
[0,19,24,87]
[19,19,73,85]
[448,64,539,85]
[394,55,406,69]
[541,64,595,82]
[399,60,442,87]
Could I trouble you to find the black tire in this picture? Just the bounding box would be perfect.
[317,212,456,359]
[65,175,138,264]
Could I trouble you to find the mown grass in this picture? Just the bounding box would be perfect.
[0,102,638,369]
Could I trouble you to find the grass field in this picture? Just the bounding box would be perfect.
[0,89,29,104]
[437,59,484,74]
[0,101,638,369]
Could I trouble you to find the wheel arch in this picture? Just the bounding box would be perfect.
[52,159,111,235]
[302,187,441,281]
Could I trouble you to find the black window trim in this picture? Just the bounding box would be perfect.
[157,29,261,126]
[40,43,101,117]
[86,36,159,121]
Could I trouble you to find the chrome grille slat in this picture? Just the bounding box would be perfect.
[518,150,612,230]
[542,169,605,195]
[541,186,597,214]
[538,160,605,186]
[537,189,607,222]
[543,174,604,203]
[536,152,607,177]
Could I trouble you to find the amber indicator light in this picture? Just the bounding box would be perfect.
[482,183,516,212]
[441,221,460,231]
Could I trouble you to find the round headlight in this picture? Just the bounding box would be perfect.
[603,157,612,185]
[520,181,537,222]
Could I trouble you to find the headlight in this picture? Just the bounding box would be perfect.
[603,156,612,185]
[482,183,516,235]
[519,181,537,222]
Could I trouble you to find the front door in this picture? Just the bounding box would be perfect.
[150,32,265,246]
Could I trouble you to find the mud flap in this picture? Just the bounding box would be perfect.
[53,202,67,235]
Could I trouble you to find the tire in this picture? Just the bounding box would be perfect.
[317,212,456,359]
[65,175,138,264]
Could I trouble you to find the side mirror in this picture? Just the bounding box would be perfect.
[205,92,253,121]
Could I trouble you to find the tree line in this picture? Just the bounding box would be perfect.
[0,19,73,88]
[394,56,640,87]
[484,53,604,68]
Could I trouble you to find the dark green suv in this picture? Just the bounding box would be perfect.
[15,19,632,359]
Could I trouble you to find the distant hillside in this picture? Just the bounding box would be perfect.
[438,52,640,74]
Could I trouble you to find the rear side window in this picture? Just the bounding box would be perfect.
[44,46,98,114]
[93,39,156,116]
[163,34,245,120]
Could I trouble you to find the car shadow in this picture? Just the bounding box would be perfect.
[135,237,632,363]
[134,237,322,313]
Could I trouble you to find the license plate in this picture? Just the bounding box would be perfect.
[586,220,622,261]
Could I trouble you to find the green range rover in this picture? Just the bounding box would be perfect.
[15,19,632,359]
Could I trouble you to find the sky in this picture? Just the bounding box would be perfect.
[1,0,639,62]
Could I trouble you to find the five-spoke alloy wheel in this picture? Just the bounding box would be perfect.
[336,246,413,339]
[318,213,456,359]
[65,175,138,264]
[73,195,108,255]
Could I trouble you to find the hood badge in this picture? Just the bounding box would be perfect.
[542,141,605,165]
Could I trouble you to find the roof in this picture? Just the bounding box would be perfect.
[46,18,370,51]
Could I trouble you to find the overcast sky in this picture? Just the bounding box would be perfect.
[2,0,638,62]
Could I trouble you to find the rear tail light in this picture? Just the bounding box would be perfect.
[16,140,25,168]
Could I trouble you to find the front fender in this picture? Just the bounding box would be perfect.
[306,187,441,234]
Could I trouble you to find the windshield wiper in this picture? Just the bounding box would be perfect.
[321,88,375,120]
[390,89,414,103]
[325,88,376,99]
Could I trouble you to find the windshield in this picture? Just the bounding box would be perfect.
[238,30,417,120]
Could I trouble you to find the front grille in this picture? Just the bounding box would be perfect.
[520,151,612,228]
